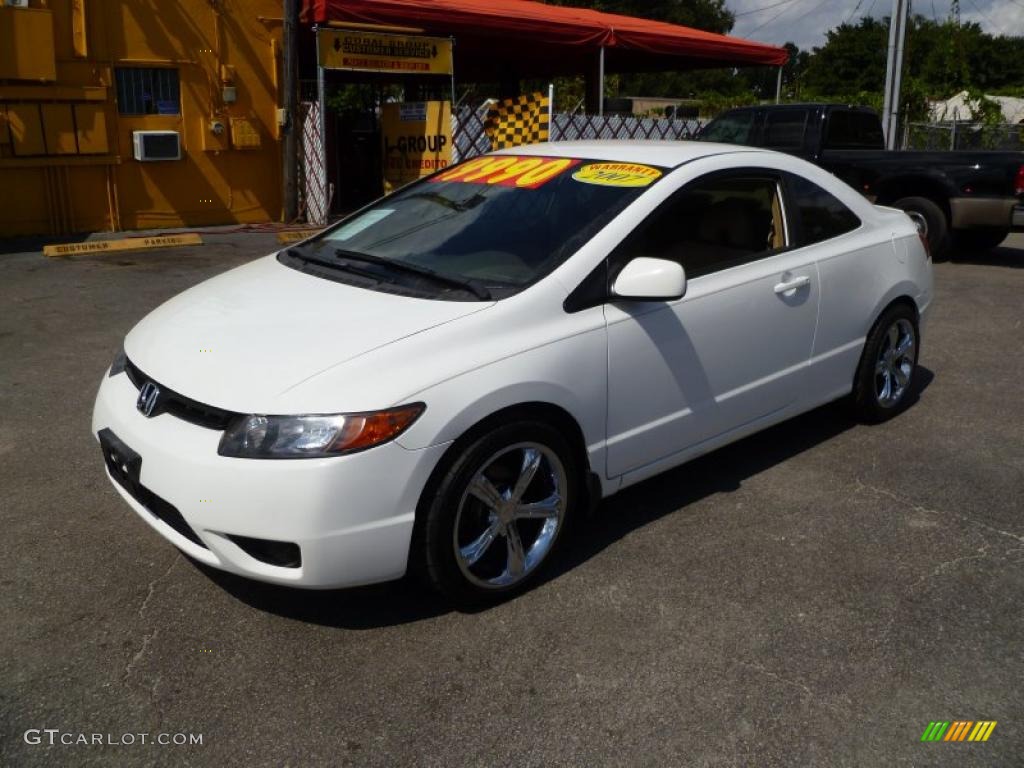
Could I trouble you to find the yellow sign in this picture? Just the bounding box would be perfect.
[43,233,203,258]
[572,163,663,188]
[382,101,453,192]
[318,30,453,75]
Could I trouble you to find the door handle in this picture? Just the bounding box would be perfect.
[774,275,811,294]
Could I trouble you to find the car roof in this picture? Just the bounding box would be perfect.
[492,140,762,168]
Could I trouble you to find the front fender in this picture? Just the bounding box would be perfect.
[395,326,608,470]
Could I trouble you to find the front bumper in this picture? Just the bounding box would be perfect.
[92,371,448,588]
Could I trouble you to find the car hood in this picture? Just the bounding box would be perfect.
[124,255,491,412]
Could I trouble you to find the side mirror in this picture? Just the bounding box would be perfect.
[611,257,686,301]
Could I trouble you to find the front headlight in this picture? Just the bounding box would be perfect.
[217,404,425,459]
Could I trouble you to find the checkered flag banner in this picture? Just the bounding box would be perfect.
[484,92,550,151]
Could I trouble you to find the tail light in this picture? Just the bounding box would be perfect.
[906,211,931,260]
[1015,164,1024,196]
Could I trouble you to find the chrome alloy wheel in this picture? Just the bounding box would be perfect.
[875,318,916,408]
[453,442,568,589]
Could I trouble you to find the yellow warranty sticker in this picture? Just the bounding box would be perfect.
[572,162,662,188]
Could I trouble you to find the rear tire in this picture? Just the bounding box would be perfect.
[852,304,920,423]
[420,421,579,607]
[953,227,1009,254]
[893,196,950,260]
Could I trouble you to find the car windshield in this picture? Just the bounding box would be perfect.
[285,155,666,300]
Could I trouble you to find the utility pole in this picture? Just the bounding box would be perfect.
[282,0,299,221]
[881,0,910,150]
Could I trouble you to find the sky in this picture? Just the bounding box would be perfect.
[728,0,1024,50]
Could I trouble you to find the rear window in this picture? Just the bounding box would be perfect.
[762,110,809,150]
[288,155,666,299]
[698,111,756,145]
[823,110,884,150]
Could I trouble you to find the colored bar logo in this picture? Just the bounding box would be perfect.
[920,721,997,742]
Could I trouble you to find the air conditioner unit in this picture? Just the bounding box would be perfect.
[132,131,181,162]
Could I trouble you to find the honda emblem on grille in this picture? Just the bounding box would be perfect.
[137,381,161,417]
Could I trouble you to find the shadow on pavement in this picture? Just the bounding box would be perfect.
[558,366,933,577]
[192,367,934,628]
[0,235,78,256]
[949,240,1023,268]
[190,561,452,629]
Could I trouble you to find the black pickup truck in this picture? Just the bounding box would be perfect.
[698,103,1024,257]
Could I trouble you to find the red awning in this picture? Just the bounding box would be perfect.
[304,0,788,77]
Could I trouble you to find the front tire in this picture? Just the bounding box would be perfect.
[893,196,950,260]
[852,304,920,423]
[421,421,578,606]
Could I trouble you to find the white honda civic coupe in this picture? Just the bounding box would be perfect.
[93,141,933,604]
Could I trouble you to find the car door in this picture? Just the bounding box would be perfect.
[604,169,821,478]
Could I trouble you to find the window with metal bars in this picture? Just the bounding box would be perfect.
[114,67,181,116]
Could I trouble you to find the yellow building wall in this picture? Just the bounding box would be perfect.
[0,0,284,238]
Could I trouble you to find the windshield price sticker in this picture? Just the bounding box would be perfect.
[331,209,395,241]
[572,162,663,187]
[432,156,581,189]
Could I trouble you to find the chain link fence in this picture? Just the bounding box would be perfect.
[903,122,1024,151]
[298,101,329,226]
[452,98,706,162]
[452,102,494,162]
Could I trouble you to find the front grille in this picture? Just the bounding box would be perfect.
[99,428,208,549]
[125,358,239,430]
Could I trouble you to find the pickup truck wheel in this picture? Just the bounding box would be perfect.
[953,227,1009,254]
[893,196,950,260]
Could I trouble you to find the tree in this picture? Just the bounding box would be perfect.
[781,43,811,99]
[803,18,889,97]
[804,15,1024,103]
[537,2,1024,117]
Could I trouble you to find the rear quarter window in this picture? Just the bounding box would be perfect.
[786,173,861,245]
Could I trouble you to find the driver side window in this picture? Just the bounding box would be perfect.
[617,173,789,280]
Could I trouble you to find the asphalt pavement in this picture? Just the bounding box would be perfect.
[1,230,1022,767]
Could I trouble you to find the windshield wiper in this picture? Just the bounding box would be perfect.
[334,249,492,301]
[406,191,488,212]
[286,246,386,282]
